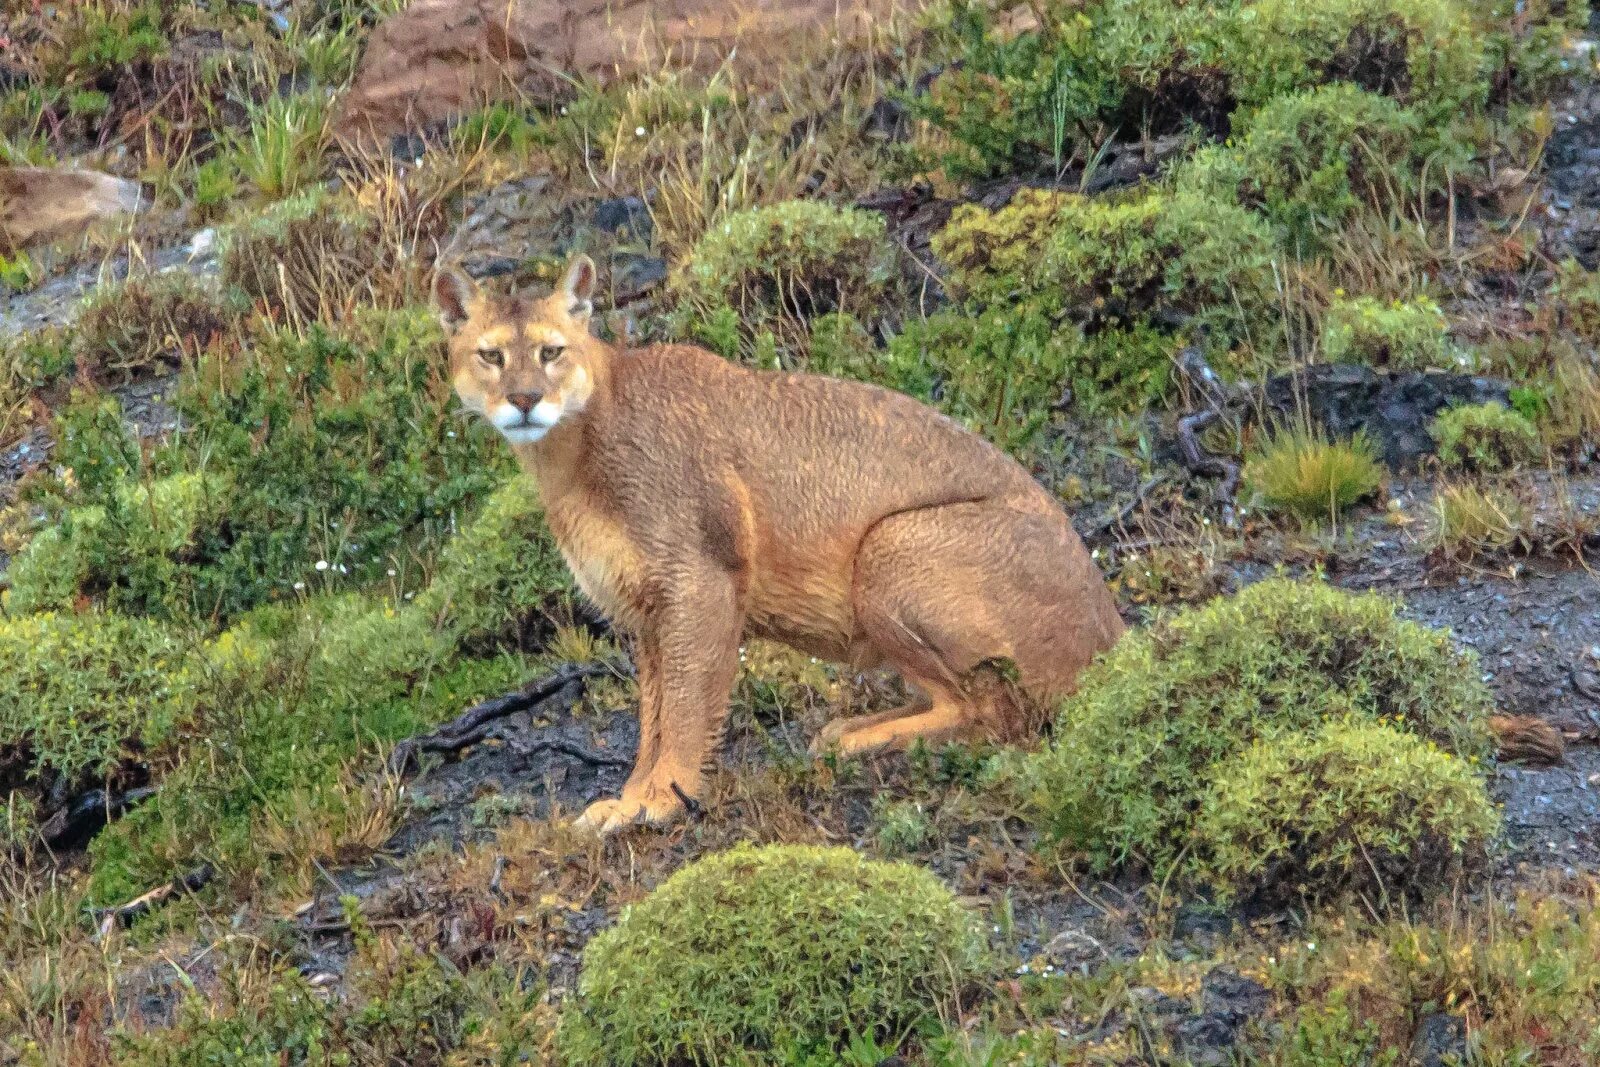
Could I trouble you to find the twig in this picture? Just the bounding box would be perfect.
[388,662,613,774]
[94,864,214,935]
[1084,476,1167,539]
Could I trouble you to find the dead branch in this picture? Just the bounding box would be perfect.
[387,662,621,775]
[95,864,214,935]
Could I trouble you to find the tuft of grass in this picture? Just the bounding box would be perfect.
[670,199,897,364]
[228,93,331,203]
[557,843,988,1064]
[1242,425,1384,526]
[73,272,243,379]
[1429,481,1530,560]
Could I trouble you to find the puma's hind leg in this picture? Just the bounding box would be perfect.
[819,497,1123,757]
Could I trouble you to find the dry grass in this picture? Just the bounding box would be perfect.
[1242,424,1385,528]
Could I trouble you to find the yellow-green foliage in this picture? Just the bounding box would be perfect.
[1322,294,1461,370]
[0,611,196,817]
[413,476,571,652]
[937,187,1274,328]
[1012,579,1494,889]
[1194,721,1498,903]
[671,199,896,360]
[5,471,227,617]
[1243,426,1385,525]
[1430,481,1530,558]
[1179,84,1424,251]
[558,843,988,1065]
[1431,401,1543,472]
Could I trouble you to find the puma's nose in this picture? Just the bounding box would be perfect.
[507,392,542,415]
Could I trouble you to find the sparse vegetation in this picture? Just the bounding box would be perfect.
[1322,293,1462,369]
[1430,480,1532,559]
[1242,426,1385,525]
[558,844,988,1064]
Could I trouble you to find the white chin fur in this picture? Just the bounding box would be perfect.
[488,400,563,446]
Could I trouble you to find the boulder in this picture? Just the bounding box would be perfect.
[334,0,910,144]
[0,166,145,253]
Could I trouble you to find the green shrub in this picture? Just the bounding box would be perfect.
[1321,294,1463,370]
[5,471,226,617]
[1242,426,1385,525]
[1430,401,1543,472]
[1011,578,1494,883]
[412,476,571,652]
[916,0,1487,180]
[1193,720,1498,904]
[0,611,196,835]
[1178,85,1425,251]
[883,307,1174,430]
[558,843,988,1065]
[671,200,896,361]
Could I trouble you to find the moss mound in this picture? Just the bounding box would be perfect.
[557,843,988,1065]
[671,199,896,361]
[1194,720,1499,904]
[1431,401,1543,472]
[1013,578,1495,889]
[1321,294,1462,370]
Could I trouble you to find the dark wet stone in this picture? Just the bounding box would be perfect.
[389,132,429,161]
[1409,1013,1468,1067]
[1168,1012,1242,1067]
[1042,927,1109,973]
[1263,363,1513,470]
[590,196,652,239]
[610,252,668,302]
[1202,966,1271,1021]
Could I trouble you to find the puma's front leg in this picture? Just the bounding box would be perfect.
[575,566,742,834]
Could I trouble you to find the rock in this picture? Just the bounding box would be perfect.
[1201,966,1271,1021]
[1409,1012,1468,1067]
[0,166,145,253]
[334,0,905,143]
[1263,363,1513,470]
[1041,927,1108,974]
[1167,1012,1241,1067]
[1489,714,1565,766]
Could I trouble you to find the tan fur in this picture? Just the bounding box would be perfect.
[434,256,1126,833]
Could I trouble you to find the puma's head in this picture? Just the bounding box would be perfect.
[433,255,602,446]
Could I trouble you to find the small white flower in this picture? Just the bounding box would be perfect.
[336,564,348,574]
[315,560,329,571]
[634,125,646,137]
[405,591,416,600]
[387,568,397,577]
[293,581,305,591]
[447,430,457,438]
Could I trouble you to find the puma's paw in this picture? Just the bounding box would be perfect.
[573,789,687,835]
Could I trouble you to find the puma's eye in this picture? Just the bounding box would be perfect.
[541,344,565,365]
[478,348,504,369]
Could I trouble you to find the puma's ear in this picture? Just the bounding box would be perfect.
[432,268,479,331]
[561,253,596,324]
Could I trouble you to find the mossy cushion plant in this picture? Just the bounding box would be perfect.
[1431,401,1543,473]
[558,843,988,1065]
[1194,720,1499,905]
[671,199,897,361]
[0,611,197,841]
[1242,425,1385,526]
[1321,293,1463,370]
[1010,578,1495,895]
